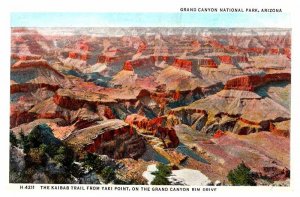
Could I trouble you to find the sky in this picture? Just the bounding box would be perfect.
[11,12,291,28]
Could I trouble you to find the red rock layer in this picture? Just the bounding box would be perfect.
[209,40,224,49]
[11,54,42,61]
[53,93,88,110]
[125,114,180,148]
[11,60,65,78]
[84,126,129,153]
[173,90,181,100]
[68,51,78,59]
[150,92,168,108]
[150,55,174,63]
[80,53,89,61]
[283,48,291,59]
[269,122,289,137]
[123,57,155,70]
[169,109,203,116]
[218,55,232,64]
[10,111,37,128]
[97,55,118,64]
[213,130,225,138]
[233,55,248,63]
[137,42,147,53]
[11,83,59,94]
[270,48,280,55]
[224,73,291,91]
[68,51,90,61]
[239,117,261,126]
[104,106,115,119]
[123,61,134,71]
[191,40,201,50]
[82,125,145,159]
[199,58,218,68]
[147,117,179,148]
[173,58,192,72]
[247,47,265,55]
[77,42,89,51]
[125,114,148,129]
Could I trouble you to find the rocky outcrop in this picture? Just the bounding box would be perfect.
[199,58,217,68]
[171,90,290,135]
[11,29,51,56]
[53,88,114,110]
[11,59,64,78]
[193,131,290,182]
[10,145,26,172]
[247,47,265,55]
[123,57,155,70]
[173,59,193,72]
[11,118,65,136]
[68,51,78,59]
[10,111,37,128]
[283,48,291,59]
[169,108,207,131]
[11,83,59,94]
[137,41,147,53]
[104,106,116,119]
[10,87,57,128]
[125,114,148,128]
[27,97,103,131]
[68,51,90,61]
[217,55,232,64]
[98,55,116,63]
[224,73,291,91]
[11,53,42,61]
[125,114,180,148]
[150,55,175,64]
[11,59,68,95]
[53,93,90,110]
[123,61,134,71]
[269,48,280,55]
[65,119,146,159]
[232,55,248,63]
[270,120,290,137]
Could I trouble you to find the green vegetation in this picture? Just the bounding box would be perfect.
[10,124,76,183]
[82,153,117,184]
[151,163,172,185]
[82,153,105,172]
[53,146,74,167]
[10,131,19,147]
[17,124,75,167]
[10,124,123,184]
[20,130,30,153]
[101,166,116,184]
[156,163,172,176]
[227,162,256,186]
[39,144,47,155]
[28,124,61,151]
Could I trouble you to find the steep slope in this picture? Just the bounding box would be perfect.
[171,89,290,135]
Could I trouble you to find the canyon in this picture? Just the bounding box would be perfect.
[10,27,291,185]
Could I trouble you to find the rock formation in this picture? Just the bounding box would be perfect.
[65,119,146,159]
[10,27,291,185]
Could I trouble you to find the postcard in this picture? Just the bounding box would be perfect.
[2,0,299,196]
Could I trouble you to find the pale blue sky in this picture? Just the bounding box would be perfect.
[11,12,290,27]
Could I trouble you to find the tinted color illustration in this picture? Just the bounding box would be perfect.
[10,27,290,186]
